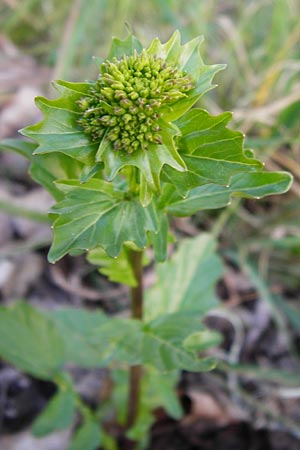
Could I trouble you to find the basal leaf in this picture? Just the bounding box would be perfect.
[0,301,64,379]
[145,234,223,321]
[142,312,216,372]
[128,368,182,443]
[48,179,159,262]
[90,314,215,372]
[47,309,142,368]
[90,318,143,366]
[32,387,76,437]
[48,308,109,367]
[66,419,101,450]
[142,368,182,419]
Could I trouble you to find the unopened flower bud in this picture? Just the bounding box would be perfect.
[78,49,194,153]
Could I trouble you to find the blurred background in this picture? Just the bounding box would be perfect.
[0,1,300,449]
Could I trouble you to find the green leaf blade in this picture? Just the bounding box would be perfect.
[0,302,64,379]
[171,109,264,190]
[145,234,223,321]
[32,388,76,437]
[142,316,215,372]
[108,33,143,59]
[87,246,137,287]
[48,308,109,367]
[66,420,101,450]
[166,171,293,216]
[48,178,160,262]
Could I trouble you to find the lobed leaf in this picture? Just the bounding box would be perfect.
[21,82,98,165]
[163,108,264,195]
[96,130,186,206]
[48,178,159,262]
[108,32,143,59]
[166,171,293,216]
[148,31,225,121]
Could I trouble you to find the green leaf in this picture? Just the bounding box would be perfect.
[108,33,143,59]
[32,388,76,437]
[48,308,108,367]
[0,301,64,379]
[53,309,201,371]
[79,162,103,183]
[0,138,83,201]
[147,213,169,262]
[90,318,143,366]
[87,246,137,287]
[48,178,159,262]
[30,154,83,201]
[143,368,182,419]
[47,309,144,368]
[183,330,223,352]
[166,171,293,216]
[165,109,264,194]
[0,138,37,159]
[96,137,186,206]
[147,32,225,121]
[229,171,293,197]
[145,233,223,321]
[128,368,182,443]
[66,420,101,450]
[90,314,215,372]
[142,312,215,372]
[21,82,98,165]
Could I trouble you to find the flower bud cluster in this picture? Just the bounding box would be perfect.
[78,50,194,153]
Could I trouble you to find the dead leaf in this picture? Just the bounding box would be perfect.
[1,252,45,298]
[182,389,247,426]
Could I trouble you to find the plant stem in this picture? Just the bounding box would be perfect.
[126,249,143,430]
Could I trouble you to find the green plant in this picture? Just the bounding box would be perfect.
[0,31,292,449]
